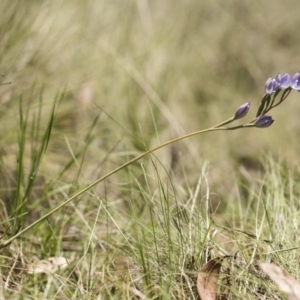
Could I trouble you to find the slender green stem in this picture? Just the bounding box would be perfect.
[1,124,235,248]
[213,117,235,128]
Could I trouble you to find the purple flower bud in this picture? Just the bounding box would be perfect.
[234,102,250,120]
[275,73,281,83]
[265,78,274,94]
[272,78,280,91]
[279,73,291,89]
[265,78,279,94]
[291,72,300,91]
[253,115,274,128]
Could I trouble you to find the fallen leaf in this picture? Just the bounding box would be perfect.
[197,257,224,300]
[259,262,300,300]
[26,256,69,274]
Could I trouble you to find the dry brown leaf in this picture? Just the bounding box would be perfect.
[259,262,300,300]
[197,257,224,300]
[26,256,69,274]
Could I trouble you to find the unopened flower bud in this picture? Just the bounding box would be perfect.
[265,78,278,94]
[291,72,300,91]
[234,102,250,120]
[254,115,274,128]
[279,73,291,89]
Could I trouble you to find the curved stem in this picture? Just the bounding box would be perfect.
[1,125,232,248]
[213,117,235,128]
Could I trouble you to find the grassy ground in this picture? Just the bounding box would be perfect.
[1,0,300,299]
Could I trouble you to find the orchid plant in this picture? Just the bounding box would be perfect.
[1,70,299,248]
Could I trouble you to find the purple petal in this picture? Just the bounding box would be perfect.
[280,73,291,89]
[275,73,281,83]
[234,102,250,120]
[265,78,274,94]
[291,72,300,91]
[254,115,274,128]
[271,78,279,92]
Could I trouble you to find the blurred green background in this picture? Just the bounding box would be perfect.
[2,1,300,298]
[1,0,300,209]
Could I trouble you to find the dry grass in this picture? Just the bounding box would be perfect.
[1,0,300,298]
